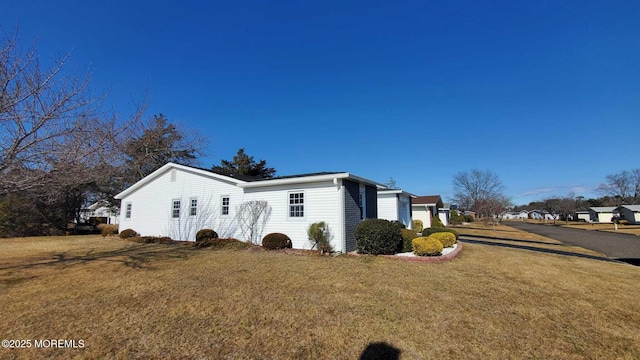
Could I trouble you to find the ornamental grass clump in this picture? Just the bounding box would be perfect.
[412,236,443,256]
[429,232,456,248]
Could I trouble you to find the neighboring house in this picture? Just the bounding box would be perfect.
[589,207,618,223]
[114,162,384,253]
[80,200,119,225]
[377,189,416,229]
[616,205,640,224]
[411,195,444,228]
[575,210,590,222]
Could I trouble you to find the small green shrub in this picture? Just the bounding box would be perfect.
[99,224,119,237]
[422,227,459,239]
[431,215,445,228]
[308,222,332,253]
[429,232,456,248]
[412,236,443,256]
[412,220,424,233]
[196,229,218,242]
[119,228,138,239]
[400,228,419,252]
[262,233,292,250]
[355,219,403,255]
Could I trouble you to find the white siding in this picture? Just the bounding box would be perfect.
[242,181,344,252]
[411,206,432,228]
[118,167,243,240]
[377,194,399,221]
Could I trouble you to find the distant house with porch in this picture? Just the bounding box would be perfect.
[616,205,640,224]
[589,207,618,223]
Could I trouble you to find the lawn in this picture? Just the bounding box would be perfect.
[1,234,639,359]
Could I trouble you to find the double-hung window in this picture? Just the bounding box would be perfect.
[172,199,181,218]
[221,196,230,216]
[289,192,304,218]
[190,198,198,216]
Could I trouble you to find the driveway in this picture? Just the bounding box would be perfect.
[506,221,640,262]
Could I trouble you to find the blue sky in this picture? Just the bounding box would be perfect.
[3,0,639,205]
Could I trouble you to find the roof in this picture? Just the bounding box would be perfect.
[589,207,617,212]
[413,195,442,205]
[618,205,640,212]
[115,162,384,198]
[377,189,417,198]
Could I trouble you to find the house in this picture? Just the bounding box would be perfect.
[575,210,590,222]
[114,162,386,253]
[616,205,640,224]
[589,207,618,223]
[377,188,416,229]
[80,200,119,225]
[411,195,443,228]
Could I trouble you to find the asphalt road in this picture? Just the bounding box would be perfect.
[506,221,640,261]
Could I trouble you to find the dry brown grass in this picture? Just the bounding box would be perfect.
[1,235,640,359]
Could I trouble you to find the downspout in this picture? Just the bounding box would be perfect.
[336,178,346,253]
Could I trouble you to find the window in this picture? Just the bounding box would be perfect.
[190,198,197,216]
[172,199,181,218]
[125,203,132,219]
[222,196,229,215]
[289,192,304,217]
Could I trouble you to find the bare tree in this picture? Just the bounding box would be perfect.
[597,169,640,205]
[235,200,272,245]
[452,169,510,218]
[0,30,147,234]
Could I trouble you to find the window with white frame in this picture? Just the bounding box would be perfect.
[125,203,132,219]
[172,199,181,218]
[289,192,304,218]
[221,196,230,215]
[190,198,197,216]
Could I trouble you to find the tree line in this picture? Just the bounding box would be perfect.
[0,31,274,237]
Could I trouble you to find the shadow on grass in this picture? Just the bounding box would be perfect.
[460,237,616,263]
[0,243,197,272]
[360,342,401,360]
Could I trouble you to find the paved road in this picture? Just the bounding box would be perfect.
[506,221,640,260]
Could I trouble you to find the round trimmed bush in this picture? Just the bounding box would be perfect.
[429,232,456,248]
[400,228,419,252]
[422,227,459,239]
[412,236,443,256]
[119,228,138,239]
[196,229,218,242]
[355,219,403,255]
[262,233,292,250]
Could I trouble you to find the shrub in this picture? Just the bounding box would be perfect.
[429,232,456,248]
[308,222,332,253]
[355,219,403,255]
[422,227,459,239]
[400,228,419,252]
[412,236,443,256]
[99,224,119,237]
[196,229,218,242]
[431,215,445,228]
[195,237,249,250]
[262,233,292,250]
[119,228,138,239]
[129,236,173,244]
[412,220,424,233]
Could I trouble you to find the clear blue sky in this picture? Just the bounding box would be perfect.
[3,0,639,205]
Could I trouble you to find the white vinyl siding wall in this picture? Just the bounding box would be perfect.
[117,168,243,240]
